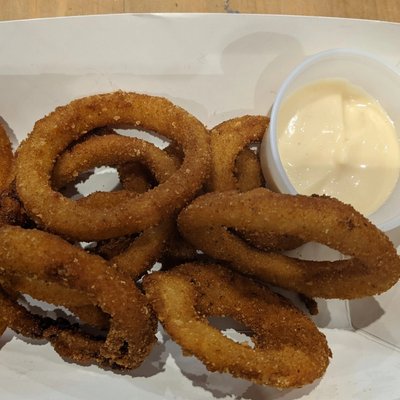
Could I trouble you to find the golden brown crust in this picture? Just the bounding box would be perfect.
[0,288,45,338]
[0,274,91,307]
[52,132,177,279]
[208,115,268,192]
[16,91,210,241]
[0,225,157,369]
[143,263,331,388]
[0,274,109,330]
[178,188,400,299]
[52,133,177,190]
[233,227,304,252]
[208,116,301,251]
[109,221,173,279]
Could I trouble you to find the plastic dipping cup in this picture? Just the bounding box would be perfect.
[260,48,400,232]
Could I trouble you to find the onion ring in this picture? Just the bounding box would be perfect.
[0,274,91,308]
[0,225,157,369]
[0,288,110,363]
[52,133,177,191]
[52,133,176,279]
[178,188,400,299]
[0,274,109,330]
[208,115,268,192]
[208,115,301,251]
[143,263,331,388]
[102,222,172,280]
[0,288,46,339]
[16,91,210,241]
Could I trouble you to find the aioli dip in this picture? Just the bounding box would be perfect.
[277,79,400,216]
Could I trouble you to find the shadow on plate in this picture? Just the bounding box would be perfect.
[311,298,332,327]
[3,331,49,348]
[130,30,305,128]
[348,296,385,329]
[127,330,169,379]
[0,329,14,350]
[2,306,169,379]
[211,31,305,125]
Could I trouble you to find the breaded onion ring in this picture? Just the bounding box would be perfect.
[143,263,331,388]
[0,288,46,339]
[0,225,157,369]
[208,115,268,192]
[52,133,176,279]
[0,274,109,330]
[208,116,301,251]
[178,188,400,299]
[0,274,91,307]
[0,288,110,357]
[97,221,172,280]
[52,133,177,191]
[16,91,210,241]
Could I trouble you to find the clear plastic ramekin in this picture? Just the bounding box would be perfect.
[260,48,400,232]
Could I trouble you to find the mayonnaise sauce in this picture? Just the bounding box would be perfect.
[277,79,400,216]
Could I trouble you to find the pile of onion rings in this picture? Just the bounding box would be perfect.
[0,92,399,390]
[0,225,157,369]
[1,92,211,372]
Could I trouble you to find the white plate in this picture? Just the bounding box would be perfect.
[1,13,400,399]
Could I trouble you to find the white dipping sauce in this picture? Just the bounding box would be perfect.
[277,79,400,216]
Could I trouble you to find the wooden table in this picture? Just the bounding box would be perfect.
[0,0,399,23]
